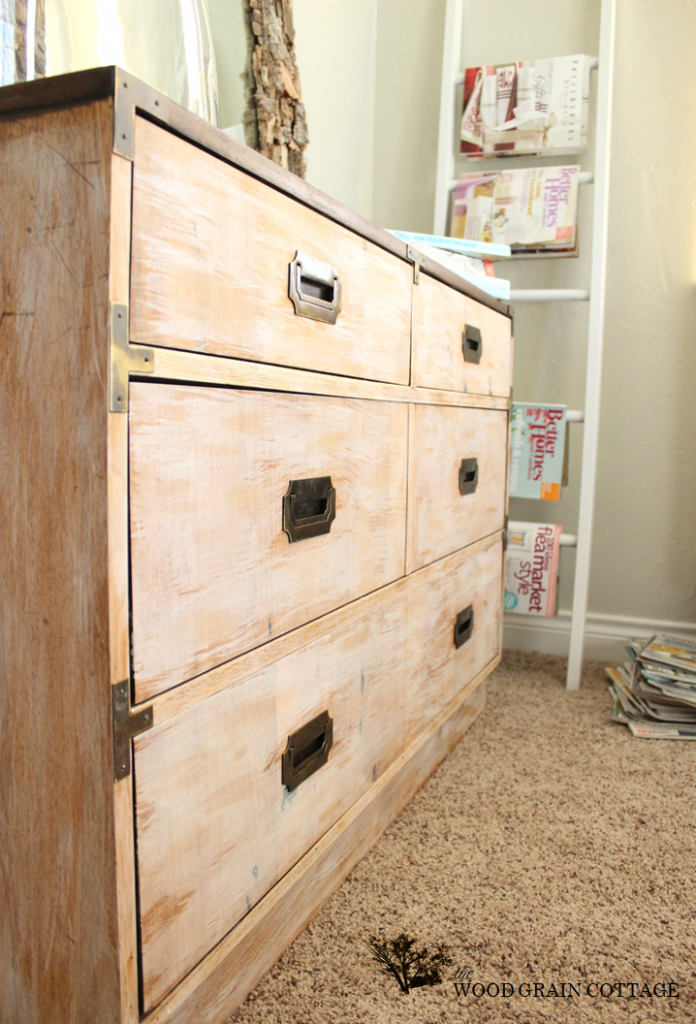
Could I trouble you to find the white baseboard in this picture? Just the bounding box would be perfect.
[503,611,696,664]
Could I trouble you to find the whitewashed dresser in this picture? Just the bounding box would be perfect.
[0,67,512,1024]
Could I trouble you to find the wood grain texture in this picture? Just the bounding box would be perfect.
[143,673,489,1024]
[407,405,508,572]
[135,593,414,1009]
[137,530,504,728]
[130,117,412,384]
[412,272,513,396]
[0,67,510,315]
[129,383,408,700]
[0,76,511,1024]
[407,536,502,722]
[134,344,510,410]
[0,101,120,1024]
[107,152,139,1024]
[133,537,501,1010]
[107,154,132,690]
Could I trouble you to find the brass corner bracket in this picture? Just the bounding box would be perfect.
[109,302,154,412]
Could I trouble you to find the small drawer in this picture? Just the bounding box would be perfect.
[408,534,503,719]
[407,405,508,572]
[412,272,513,396]
[133,535,501,1011]
[128,383,408,702]
[130,117,412,385]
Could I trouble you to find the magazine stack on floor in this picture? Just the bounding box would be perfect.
[607,634,696,739]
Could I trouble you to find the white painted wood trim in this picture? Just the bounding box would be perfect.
[505,611,696,665]
[510,289,590,302]
[447,171,594,193]
[433,0,463,236]
[566,0,617,690]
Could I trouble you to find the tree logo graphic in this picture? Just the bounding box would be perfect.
[366,932,453,994]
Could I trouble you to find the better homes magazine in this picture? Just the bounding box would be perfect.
[450,166,580,254]
[508,403,566,500]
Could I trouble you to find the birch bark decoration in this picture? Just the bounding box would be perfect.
[242,0,308,178]
[1,0,46,85]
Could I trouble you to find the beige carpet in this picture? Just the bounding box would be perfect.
[228,652,696,1023]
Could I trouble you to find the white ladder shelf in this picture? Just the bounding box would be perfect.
[434,0,616,690]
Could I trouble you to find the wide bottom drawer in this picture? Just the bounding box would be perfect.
[133,534,503,1011]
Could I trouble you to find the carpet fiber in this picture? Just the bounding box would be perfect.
[228,652,696,1023]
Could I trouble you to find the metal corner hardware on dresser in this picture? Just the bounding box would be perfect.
[0,68,512,1024]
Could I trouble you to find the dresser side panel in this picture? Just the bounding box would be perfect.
[0,102,121,1024]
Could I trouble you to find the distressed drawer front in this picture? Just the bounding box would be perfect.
[412,273,513,396]
[407,405,508,572]
[130,117,412,385]
[133,535,502,1011]
[129,383,408,702]
[408,535,503,721]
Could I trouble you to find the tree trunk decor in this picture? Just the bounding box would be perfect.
[242,0,308,178]
[1,0,46,86]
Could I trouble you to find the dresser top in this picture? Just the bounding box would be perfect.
[0,66,510,317]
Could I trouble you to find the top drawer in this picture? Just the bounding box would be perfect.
[129,118,412,385]
[412,272,513,396]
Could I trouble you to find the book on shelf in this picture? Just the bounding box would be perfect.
[417,247,510,301]
[504,521,562,617]
[460,54,591,157]
[450,166,580,255]
[385,231,511,300]
[508,403,567,500]
[386,230,510,260]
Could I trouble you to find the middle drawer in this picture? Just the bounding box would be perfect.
[129,383,408,702]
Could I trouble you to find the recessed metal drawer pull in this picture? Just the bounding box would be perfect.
[282,476,336,542]
[458,457,479,496]
[454,605,474,649]
[282,710,334,791]
[462,324,483,363]
[288,251,342,324]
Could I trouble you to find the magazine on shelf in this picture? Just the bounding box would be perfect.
[450,166,580,254]
[508,403,567,500]
[504,521,562,617]
[460,54,591,157]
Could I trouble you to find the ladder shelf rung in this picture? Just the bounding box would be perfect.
[510,289,590,302]
[448,170,593,192]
